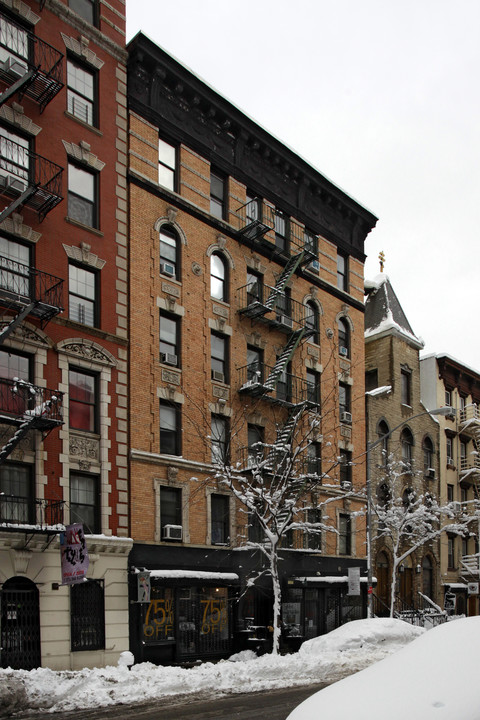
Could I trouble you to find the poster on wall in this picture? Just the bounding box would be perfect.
[60,523,89,585]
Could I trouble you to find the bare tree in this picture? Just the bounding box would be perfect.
[208,400,352,655]
[371,455,472,616]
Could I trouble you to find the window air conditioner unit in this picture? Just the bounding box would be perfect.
[340,412,352,425]
[161,352,178,366]
[2,56,28,79]
[426,468,436,479]
[339,346,349,357]
[5,176,26,194]
[308,260,320,273]
[451,502,461,514]
[163,524,182,540]
[160,262,175,277]
[276,314,293,328]
[447,457,454,466]
[212,370,225,383]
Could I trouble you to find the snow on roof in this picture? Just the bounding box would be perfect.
[364,274,423,348]
[365,385,392,397]
[145,569,239,581]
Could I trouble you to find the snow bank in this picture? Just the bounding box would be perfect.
[288,617,480,720]
[0,619,424,715]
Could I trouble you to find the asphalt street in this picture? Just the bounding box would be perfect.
[21,683,329,720]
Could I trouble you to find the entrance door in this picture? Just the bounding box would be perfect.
[376,552,390,616]
[399,561,413,608]
[1,576,40,669]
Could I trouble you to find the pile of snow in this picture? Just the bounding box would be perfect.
[0,619,423,715]
[288,617,480,720]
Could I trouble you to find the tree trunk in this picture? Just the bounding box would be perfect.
[389,558,397,618]
[270,547,281,655]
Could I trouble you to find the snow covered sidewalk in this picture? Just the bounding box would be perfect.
[0,619,423,716]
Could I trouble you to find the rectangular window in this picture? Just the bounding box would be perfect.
[445,389,452,406]
[247,346,263,384]
[70,472,99,533]
[71,580,105,652]
[0,349,31,414]
[0,236,30,297]
[274,212,288,253]
[401,369,411,406]
[211,414,228,464]
[304,507,322,550]
[337,253,348,291]
[69,369,97,432]
[365,369,378,392]
[339,382,351,419]
[0,16,28,66]
[0,463,33,524]
[460,440,467,470]
[246,270,262,305]
[158,137,176,191]
[446,436,454,465]
[211,493,230,545]
[447,484,454,502]
[159,226,178,279]
[211,332,228,383]
[306,369,320,405]
[159,312,179,366]
[69,264,97,327]
[160,486,182,539]
[247,424,264,468]
[338,513,351,555]
[307,441,322,477]
[0,125,29,186]
[339,450,352,487]
[68,164,97,228]
[67,59,95,126]
[159,401,181,456]
[210,170,226,219]
[447,535,455,569]
[68,0,97,25]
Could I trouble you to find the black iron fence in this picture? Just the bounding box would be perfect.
[0,494,64,526]
[0,254,63,309]
[0,377,63,424]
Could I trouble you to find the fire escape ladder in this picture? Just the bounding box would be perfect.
[0,301,36,345]
[470,421,480,498]
[0,413,39,464]
[264,253,305,311]
[263,329,306,391]
[0,66,37,108]
[0,183,37,224]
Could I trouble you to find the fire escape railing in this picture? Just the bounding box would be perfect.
[0,12,64,111]
[0,377,63,426]
[238,363,319,408]
[0,494,65,527]
[0,137,63,221]
[0,254,64,320]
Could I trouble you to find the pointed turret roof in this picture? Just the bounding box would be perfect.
[364,274,423,349]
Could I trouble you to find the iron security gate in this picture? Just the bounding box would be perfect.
[1,576,41,669]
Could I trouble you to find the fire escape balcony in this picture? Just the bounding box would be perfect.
[237,283,315,334]
[459,453,480,483]
[0,494,65,531]
[0,377,63,430]
[0,138,63,223]
[238,363,320,409]
[236,198,317,263]
[0,12,64,112]
[459,404,480,435]
[0,255,64,324]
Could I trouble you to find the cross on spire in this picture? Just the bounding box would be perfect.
[379,251,385,273]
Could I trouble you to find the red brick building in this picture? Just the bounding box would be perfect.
[127,34,377,664]
[0,0,131,670]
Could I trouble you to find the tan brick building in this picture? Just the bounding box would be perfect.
[365,273,442,614]
[421,353,480,616]
[127,34,377,663]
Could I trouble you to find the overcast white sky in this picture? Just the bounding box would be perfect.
[126,0,480,371]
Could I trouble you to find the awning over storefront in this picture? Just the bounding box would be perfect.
[133,568,239,582]
[292,575,373,584]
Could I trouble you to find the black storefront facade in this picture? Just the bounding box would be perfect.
[129,544,368,665]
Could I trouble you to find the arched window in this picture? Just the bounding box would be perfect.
[377,483,391,508]
[423,436,434,476]
[210,253,228,301]
[305,301,319,344]
[377,420,390,464]
[159,225,179,279]
[401,427,414,467]
[338,318,350,358]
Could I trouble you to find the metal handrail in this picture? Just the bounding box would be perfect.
[237,283,316,326]
[0,494,65,527]
[0,12,64,83]
[0,377,63,423]
[0,254,64,309]
[238,363,319,406]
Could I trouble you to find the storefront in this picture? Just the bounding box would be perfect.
[130,567,239,665]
